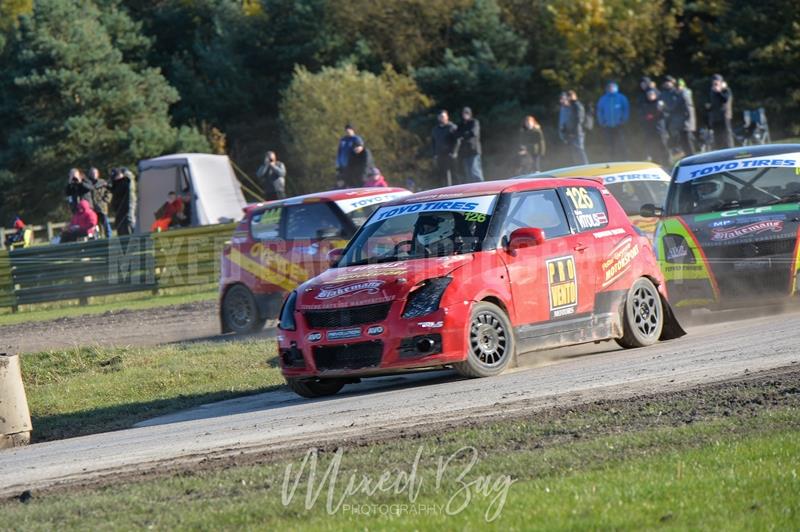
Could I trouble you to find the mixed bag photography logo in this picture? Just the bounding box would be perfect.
[281,445,516,522]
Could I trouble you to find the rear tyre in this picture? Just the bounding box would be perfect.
[221,285,267,334]
[286,378,346,398]
[454,302,516,378]
[616,277,664,348]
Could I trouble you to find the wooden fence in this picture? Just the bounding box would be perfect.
[0,224,235,311]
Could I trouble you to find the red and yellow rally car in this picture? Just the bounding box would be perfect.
[220,187,411,333]
[277,178,684,397]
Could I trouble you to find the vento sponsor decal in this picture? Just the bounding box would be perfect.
[546,256,578,318]
[316,280,385,300]
[602,237,640,287]
[710,220,784,242]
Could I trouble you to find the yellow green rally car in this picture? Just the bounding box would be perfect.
[642,144,800,309]
[529,162,670,238]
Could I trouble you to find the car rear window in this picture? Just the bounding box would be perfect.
[563,186,609,232]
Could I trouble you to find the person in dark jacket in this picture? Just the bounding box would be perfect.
[455,107,483,182]
[336,124,363,179]
[640,88,671,167]
[256,151,287,200]
[636,77,658,121]
[65,168,94,213]
[431,110,458,186]
[341,138,374,188]
[677,78,697,155]
[558,91,588,165]
[597,81,630,160]
[709,74,734,149]
[518,115,546,173]
[88,167,113,237]
[110,167,136,236]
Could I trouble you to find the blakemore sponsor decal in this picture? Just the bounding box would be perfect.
[710,220,784,241]
[316,280,385,300]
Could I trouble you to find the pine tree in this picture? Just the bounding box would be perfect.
[0,0,209,219]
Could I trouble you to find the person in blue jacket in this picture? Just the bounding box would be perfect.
[335,124,363,179]
[596,81,630,160]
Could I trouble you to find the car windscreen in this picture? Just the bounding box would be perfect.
[345,203,381,228]
[667,156,800,215]
[605,181,669,216]
[337,195,497,266]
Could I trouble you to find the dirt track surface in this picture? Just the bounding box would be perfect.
[0,300,240,354]
[1,309,799,497]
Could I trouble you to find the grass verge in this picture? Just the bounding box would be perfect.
[0,286,217,326]
[22,340,282,442]
[4,368,799,530]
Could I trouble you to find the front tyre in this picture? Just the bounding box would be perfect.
[286,378,346,398]
[616,277,664,348]
[454,302,516,378]
[221,285,267,334]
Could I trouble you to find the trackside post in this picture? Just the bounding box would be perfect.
[0,353,32,448]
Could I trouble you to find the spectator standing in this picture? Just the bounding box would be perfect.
[709,74,734,149]
[336,124,363,179]
[364,167,388,187]
[558,92,589,165]
[256,150,287,200]
[518,115,546,173]
[60,199,98,243]
[677,78,697,155]
[455,107,483,182]
[88,167,112,237]
[636,77,657,121]
[640,88,671,167]
[597,81,630,160]
[65,168,94,213]
[341,138,374,188]
[431,110,458,186]
[110,167,136,236]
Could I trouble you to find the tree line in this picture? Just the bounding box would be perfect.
[0,0,798,220]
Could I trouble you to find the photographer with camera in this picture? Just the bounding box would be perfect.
[65,168,94,213]
[256,150,286,200]
[709,74,734,149]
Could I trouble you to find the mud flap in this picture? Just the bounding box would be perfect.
[659,296,687,340]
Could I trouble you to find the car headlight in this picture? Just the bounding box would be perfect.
[663,234,696,264]
[279,291,298,330]
[402,277,452,319]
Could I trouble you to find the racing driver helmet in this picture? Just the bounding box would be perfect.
[693,177,724,204]
[415,213,455,247]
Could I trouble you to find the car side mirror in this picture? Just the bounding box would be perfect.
[640,203,663,218]
[327,248,345,267]
[508,227,546,252]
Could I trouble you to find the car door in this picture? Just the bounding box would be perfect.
[245,205,296,293]
[499,189,577,330]
[283,202,349,278]
[558,185,607,312]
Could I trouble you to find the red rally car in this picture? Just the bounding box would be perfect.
[220,187,411,333]
[277,178,685,397]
